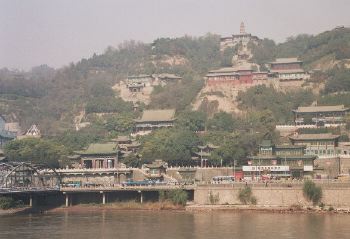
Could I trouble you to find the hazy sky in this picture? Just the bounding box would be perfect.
[1,0,350,70]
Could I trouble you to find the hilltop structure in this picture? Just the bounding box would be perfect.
[207,23,267,87]
[220,22,261,52]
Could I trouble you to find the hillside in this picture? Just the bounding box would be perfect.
[1,27,350,137]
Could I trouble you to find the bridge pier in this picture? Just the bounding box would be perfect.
[138,191,143,204]
[63,192,71,207]
[29,195,33,207]
[101,191,106,204]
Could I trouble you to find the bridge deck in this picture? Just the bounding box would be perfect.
[61,185,195,193]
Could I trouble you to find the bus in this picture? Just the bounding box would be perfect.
[211,176,235,184]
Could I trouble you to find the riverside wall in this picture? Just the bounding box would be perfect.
[194,185,350,207]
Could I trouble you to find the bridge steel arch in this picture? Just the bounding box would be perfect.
[0,162,61,190]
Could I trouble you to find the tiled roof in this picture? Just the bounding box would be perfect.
[157,73,182,80]
[293,105,348,113]
[270,58,302,64]
[270,69,305,74]
[289,133,340,141]
[136,109,176,122]
[76,143,117,155]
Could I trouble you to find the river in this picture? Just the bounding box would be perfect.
[1,210,350,239]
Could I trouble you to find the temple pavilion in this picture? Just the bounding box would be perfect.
[135,109,176,132]
[75,143,118,169]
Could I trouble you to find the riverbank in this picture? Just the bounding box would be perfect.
[49,201,185,213]
[0,207,33,215]
[186,204,350,214]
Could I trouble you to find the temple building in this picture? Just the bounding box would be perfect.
[135,109,176,133]
[156,73,182,85]
[269,58,310,80]
[220,22,261,52]
[207,23,267,87]
[243,140,316,180]
[126,74,153,92]
[289,133,340,157]
[206,64,267,87]
[292,105,349,125]
[75,143,118,169]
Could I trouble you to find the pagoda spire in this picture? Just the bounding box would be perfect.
[240,22,246,34]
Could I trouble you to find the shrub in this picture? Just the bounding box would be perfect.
[238,186,257,205]
[163,190,188,206]
[208,191,220,205]
[303,180,323,205]
[0,197,17,209]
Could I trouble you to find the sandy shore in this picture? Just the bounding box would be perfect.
[0,207,32,215]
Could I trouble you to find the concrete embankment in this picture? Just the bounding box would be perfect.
[194,184,350,208]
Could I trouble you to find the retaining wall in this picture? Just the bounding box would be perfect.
[194,185,350,207]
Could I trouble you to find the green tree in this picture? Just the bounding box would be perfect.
[4,138,67,167]
[176,111,207,131]
[207,112,236,132]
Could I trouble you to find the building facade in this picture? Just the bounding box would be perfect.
[289,133,340,157]
[269,58,310,80]
[75,143,118,169]
[135,109,176,133]
[243,140,316,180]
[292,105,349,125]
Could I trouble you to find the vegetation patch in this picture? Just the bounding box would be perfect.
[303,180,323,205]
[159,189,188,206]
[238,186,257,205]
[0,197,23,210]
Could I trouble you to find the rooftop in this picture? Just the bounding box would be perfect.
[76,143,118,155]
[157,73,182,80]
[289,133,340,141]
[270,58,302,64]
[136,109,176,123]
[270,69,305,74]
[293,105,349,113]
[198,144,219,150]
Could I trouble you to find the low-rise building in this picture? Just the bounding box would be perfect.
[289,133,340,156]
[292,105,349,125]
[135,109,176,132]
[75,143,118,169]
[243,140,316,180]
